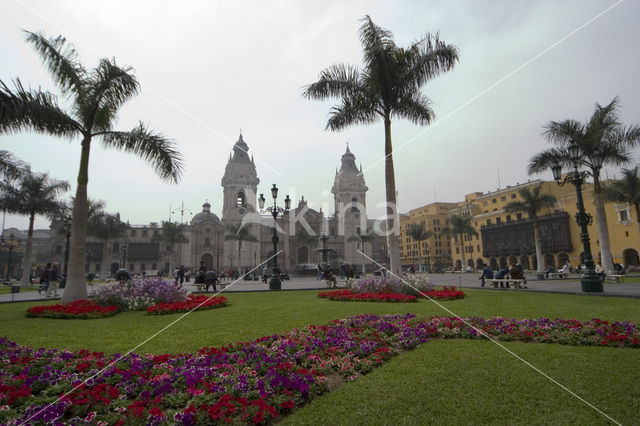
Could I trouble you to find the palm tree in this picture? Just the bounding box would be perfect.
[302,16,459,275]
[87,211,129,276]
[152,221,189,277]
[224,223,258,272]
[0,31,183,301]
[1,167,69,285]
[529,97,640,273]
[603,167,640,235]
[442,214,477,272]
[348,228,377,274]
[405,223,434,272]
[504,186,557,275]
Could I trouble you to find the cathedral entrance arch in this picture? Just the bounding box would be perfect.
[201,254,213,270]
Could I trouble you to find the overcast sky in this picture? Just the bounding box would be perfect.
[2,0,639,232]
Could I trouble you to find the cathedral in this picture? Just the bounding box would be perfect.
[50,134,388,277]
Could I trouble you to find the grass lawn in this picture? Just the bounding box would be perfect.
[2,289,639,424]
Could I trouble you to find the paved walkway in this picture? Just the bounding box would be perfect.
[2,273,640,303]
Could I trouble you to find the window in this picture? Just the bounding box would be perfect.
[204,238,211,247]
[351,197,359,212]
[506,215,511,222]
[496,217,501,224]
[152,263,157,269]
[620,210,629,221]
[511,194,516,199]
[236,191,246,208]
[486,219,491,225]
[456,248,459,254]
[113,242,119,254]
[142,229,148,237]
[492,198,497,204]
[500,196,506,201]
[131,230,137,237]
[483,201,488,206]
[141,263,146,271]
[517,213,523,220]
[356,226,361,235]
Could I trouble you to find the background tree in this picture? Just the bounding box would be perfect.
[87,211,129,276]
[151,221,189,277]
[303,15,459,275]
[0,150,26,180]
[0,30,183,302]
[442,214,477,272]
[504,186,557,275]
[603,166,640,235]
[405,223,434,272]
[348,227,377,274]
[1,167,69,285]
[224,223,258,272]
[529,97,640,273]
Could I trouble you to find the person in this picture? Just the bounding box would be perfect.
[479,263,494,287]
[494,267,509,288]
[316,264,323,280]
[199,261,206,274]
[557,262,570,278]
[47,262,60,297]
[544,263,555,279]
[195,269,205,284]
[322,265,337,287]
[262,266,269,283]
[595,263,606,280]
[38,263,51,295]
[178,265,185,284]
[509,263,527,286]
[204,270,217,292]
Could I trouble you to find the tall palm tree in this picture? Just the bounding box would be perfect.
[87,211,129,276]
[303,16,459,275]
[224,223,258,271]
[405,223,434,272]
[603,166,640,235]
[348,227,377,274]
[504,186,557,275]
[442,214,477,272]
[0,31,183,301]
[529,97,640,273]
[152,221,189,277]
[1,167,69,285]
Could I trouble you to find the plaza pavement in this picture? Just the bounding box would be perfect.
[2,272,640,303]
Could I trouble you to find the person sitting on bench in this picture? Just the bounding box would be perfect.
[495,267,510,288]
[479,263,494,288]
[322,265,337,287]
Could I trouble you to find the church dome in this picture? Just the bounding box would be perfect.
[191,202,221,225]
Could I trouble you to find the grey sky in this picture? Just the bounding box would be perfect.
[2,0,639,231]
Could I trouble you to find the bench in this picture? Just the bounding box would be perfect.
[548,272,570,279]
[486,279,526,289]
[606,274,624,283]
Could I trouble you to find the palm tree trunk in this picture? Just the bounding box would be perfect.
[383,116,401,275]
[533,217,543,274]
[102,238,108,279]
[635,202,640,236]
[593,177,614,272]
[417,240,422,273]
[20,213,35,285]
[62,138,90,302]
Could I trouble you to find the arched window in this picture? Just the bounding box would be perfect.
[236,191,246,208]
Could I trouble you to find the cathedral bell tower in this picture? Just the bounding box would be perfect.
[221,133,260,271]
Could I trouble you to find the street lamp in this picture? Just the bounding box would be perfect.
[551,141,603,293]
[61,217,71,288]
[258,184,291,290]
[1,233,18,283]
[121,241,128,268]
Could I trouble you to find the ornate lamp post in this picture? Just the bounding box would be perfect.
[1,233,18,283]
[121,241,128,269]
[258,184,291,290]
[319,234,330,265]
[61,217,71,288]
[551,141,603,293]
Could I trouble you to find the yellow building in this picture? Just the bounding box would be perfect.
[401,179,640,272]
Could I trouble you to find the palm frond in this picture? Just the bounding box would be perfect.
[326,94,379,131]
[392,92,434,126]
[404,32,459,89]
[541,119,584,145]
[23,30,85,97]
[98,122,183,183]
[0,79,80,136]
[0,150,27,179]
[358,15,394,68]
[302,64,362,101]
[527,148,567,175]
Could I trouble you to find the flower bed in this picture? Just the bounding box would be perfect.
[147,295,228,315]
[25,300,120,319]
[2,314,637,424]
[318,287,464,302]
[318,289,417,302]
[92,278,188,311]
